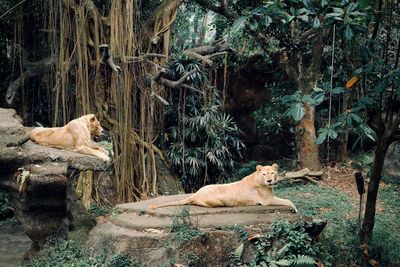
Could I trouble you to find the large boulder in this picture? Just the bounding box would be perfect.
[384,141,400,176]
[0,108,107,256]
[87,195,326,266]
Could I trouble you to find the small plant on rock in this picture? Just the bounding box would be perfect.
[0,189,13,219]
[169,208,205,247]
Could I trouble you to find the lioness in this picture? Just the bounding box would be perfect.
[149,164,297,212]
[30,114,110,161]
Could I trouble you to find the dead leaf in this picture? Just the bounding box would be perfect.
[248,233,262,241]
[346,76,359,89]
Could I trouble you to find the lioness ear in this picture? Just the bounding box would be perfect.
[256,165,263,171]
[272,163,279,170]
[90,115,96,122]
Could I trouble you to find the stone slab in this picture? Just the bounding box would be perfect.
[112,210,296,231]
[0,108,108,171]
[116,194,294,217]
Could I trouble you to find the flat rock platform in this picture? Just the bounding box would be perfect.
[87,195,324,266]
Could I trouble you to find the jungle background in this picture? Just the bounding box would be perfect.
[0,0,400,266]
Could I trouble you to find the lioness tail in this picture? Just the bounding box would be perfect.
[149,197,192,210]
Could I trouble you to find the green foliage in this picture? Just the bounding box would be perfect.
[273,177,400,266]
[231,242,244,266]
[169,208,205,247]
[87,204,109,217]
[218,224,249,240]
[105,253,143,267]
[275,182,356,265]
[27,239,143,267]
[0,189,13,219]
[183,251,200,267]
[252,81,296,153]
[232,161,260,182]
[250,220,316,267]
[367,175,400,265]
[165,55,245,191]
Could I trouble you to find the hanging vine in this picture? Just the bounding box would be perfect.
[42,0,184,203]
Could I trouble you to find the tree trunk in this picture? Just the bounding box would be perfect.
[295,102,321,171]
[360,137,388,242]
[337,126,349,162]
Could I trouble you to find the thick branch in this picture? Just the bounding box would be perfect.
[277,168,323,183]
[160,69,197,88]
[195,0,237,20]
[182,39,230,65]
[6,48,55,105]
[99,44,121,72]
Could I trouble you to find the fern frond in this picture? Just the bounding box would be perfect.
[293,255,316,267]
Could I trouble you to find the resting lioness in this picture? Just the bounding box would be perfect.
[149,164,298,213]
[30,114,110,161]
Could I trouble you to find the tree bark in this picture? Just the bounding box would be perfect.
[295,103,321,171]
[360,137,388,242]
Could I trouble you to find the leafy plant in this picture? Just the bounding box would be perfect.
[26,239,143,267]
[169,208,205,247]
[105,253,143,267]
[218,224,249,240]
[0,189,13,219]
[165,55,245,191]
[88,204,109,217]
[250,220,316,267]
[252,81,296,154]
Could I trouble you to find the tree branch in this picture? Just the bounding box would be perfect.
[277,168,322,184]
[160,69,197,88]
[182,39,230,65]
[195,0,237,20]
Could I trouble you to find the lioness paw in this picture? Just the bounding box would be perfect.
[292,206,298,213]
[99,153,110,162]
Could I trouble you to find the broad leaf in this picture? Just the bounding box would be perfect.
[331,87,347,94]
[231,16,247,34]
[359,123,376,141]
[312,17,320,28]
[327,128,338,139]
[374,80,387,93]
[316,130,327,145]
[344,25,354,41]
[249,19,258,31]
[325,12,344,19]
[264,15,273,28]
[313,92,325,105]
[332,7,345,14]
[287,103,305,121]
[302,95,315,105]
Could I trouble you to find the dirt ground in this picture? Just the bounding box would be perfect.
[319,164,386,213]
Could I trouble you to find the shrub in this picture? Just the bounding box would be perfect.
[250,220,316,267]
[26,240,143,267]
[165,55,245,191]
[87,204,109,217]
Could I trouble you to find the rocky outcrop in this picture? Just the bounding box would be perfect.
[0,108,107,256]
[88,195,326,266]
[384,141,400,176]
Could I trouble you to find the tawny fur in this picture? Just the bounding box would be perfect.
[149,164,297,212]
[30,114,110,161]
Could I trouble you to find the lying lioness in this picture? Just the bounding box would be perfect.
[149,164,297,212]
[30,114,110,161]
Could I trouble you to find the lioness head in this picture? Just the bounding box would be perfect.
[256,164,279,186]
[85,114,104,138]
